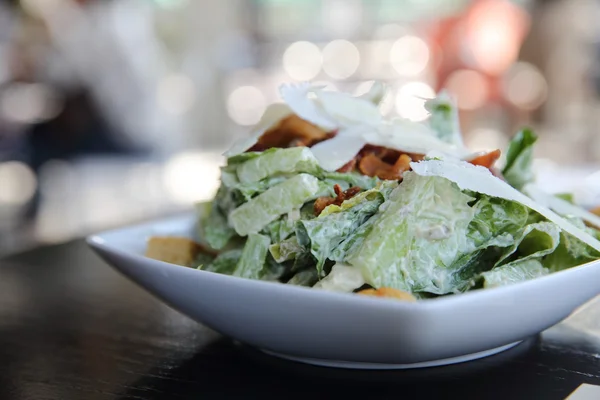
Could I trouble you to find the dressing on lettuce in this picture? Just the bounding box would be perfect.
[166,82,600,301]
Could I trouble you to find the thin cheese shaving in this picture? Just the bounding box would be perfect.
[410,159,600,252]
[524,184,600,229]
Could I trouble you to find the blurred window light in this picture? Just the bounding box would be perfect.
[0,162,37,205]
[0,83,63,124]
[465,128,508,153]
[156,74,196,116]
[395,81,435,121]
[322,40,360,80]
[227,86,267,126]
[501,62,548,110]
[465,0,530,75]
[162,152,223,205]
[443,69,489,110]
[390,35,430,77]
[282,41,322,81]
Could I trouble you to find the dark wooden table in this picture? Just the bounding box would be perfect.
[2,240,600,399]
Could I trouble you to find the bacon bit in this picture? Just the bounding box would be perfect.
[336,158,357,173]
[592,207,600,217]
[469,149,501,169]
[256,114,329,149]
[314,184,362,216]
[358,287,417,302]
[359,153,412,181]
[407,153,425,162]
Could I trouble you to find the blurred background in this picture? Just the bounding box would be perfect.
[1,0,600,255]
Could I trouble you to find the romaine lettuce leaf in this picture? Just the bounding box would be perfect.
[233,234,271,280]
[410,159,600,253]
[424,91,464,147]
[495,222,561,266]
[345,173,477,294]
[502,128,537,190]
[321,171,380,191]
[269,235,305,263]
[313,264,365,292]
[200,249,242,275]
[287,269,318,286]
[228,173,322,236]
[297,187,386,276]
[543,217,600,272]
[481,259,549,288]
[203,200,237,250]
[236,147,320,184]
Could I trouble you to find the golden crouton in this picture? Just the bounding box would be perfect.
[145,236,200,267]
[358,287,417,302]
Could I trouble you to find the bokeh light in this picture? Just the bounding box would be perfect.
[0,83,63,124]
[322,40,360,80]
[282,41,322,81]
[466,128,508,153]
[0,162,37,205]
[389,35,430,77]
[162,152,223,205]
[226,86,267,126]
[444,69,489,110]
[395,81,435,121]
[465,0,530,75]
[156,74,196,116]
[502,62,548,110]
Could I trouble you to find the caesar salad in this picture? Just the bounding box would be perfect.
[145,82,600,300]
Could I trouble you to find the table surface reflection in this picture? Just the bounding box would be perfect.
[1,240,600,399]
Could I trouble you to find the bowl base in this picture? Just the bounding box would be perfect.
[259,341,522,370]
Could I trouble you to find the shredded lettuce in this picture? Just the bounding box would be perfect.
[502,129,537,190]
[233,234,271,280]
[481,259,549,288]
[237,147,320,184]
[297,188,386,276]
[200,249,242,275]
[344,173,478,293]
[313,264,365,292]
[424,91,464,147]
[228,173,322,236]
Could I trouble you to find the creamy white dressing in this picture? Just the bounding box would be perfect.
[410,159,600,252]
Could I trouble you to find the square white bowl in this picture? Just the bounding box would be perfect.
[87,212,600,369]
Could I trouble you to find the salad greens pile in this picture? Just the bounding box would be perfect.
[194,82,600,298]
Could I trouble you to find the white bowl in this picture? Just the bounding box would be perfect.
[86,212,600,369]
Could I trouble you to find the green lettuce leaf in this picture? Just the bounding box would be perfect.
[297,187,386,276]
[233,234,271,279]
[424,91,463,146]
[228,173,322,236]
[543,217,600,272]
[496,222,561,266]
[269,235,306,263]
[200,249,242,274]
[502,128,538,190]
[345,173,478,294]
[287,269,318,286]
[236,147,320,184]
[321,171,380,191]
[313,264,365,292]
[481,259,549,288]
[202,199,237,250]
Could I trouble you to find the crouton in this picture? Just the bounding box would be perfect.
[145,236,201,267]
